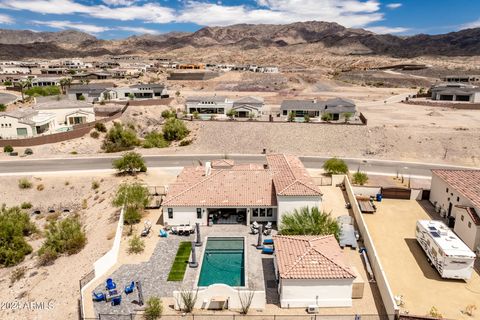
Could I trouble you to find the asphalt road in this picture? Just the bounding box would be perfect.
[0,154,477,177]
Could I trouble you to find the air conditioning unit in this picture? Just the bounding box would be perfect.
[307,305,319,314]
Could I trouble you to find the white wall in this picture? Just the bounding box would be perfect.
[352,186,381,197]
[164,206,207,226]
[173,284,265,310]
[0,115,34,138]
[280,278,353,308]
[40,107,95,125]
[453,206,480,251]
[277,195,321,226]
[430,173,474,218]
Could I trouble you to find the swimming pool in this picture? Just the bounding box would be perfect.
[197,237,245,287]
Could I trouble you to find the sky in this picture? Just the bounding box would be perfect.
[0,0,479,39]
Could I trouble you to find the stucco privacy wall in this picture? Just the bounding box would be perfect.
[342,175,399,319]
[173,284,266,310]
[81,206,124,316]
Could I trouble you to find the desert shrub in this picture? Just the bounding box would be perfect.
[161,109,175,119]
[113,151,147,175]
[70,151,78,155]
[428,306,443,318]
[344,112,353,123]
[36,184,45,191]
[46,212,61,223]
[0,206,36,267]
[192,111,200,119]
[102,122,140,153]
[25,86,60,97]
[128,235,145,254]
[323,157,349,175]
[163,118,189,141]
[91,181,100,190]
[179,139,193,147]
[321,113,333,121]
[3,80,12,86]
[0,104,6,112]
[95,122,107,133]
[143,131,170,149]
[352,171,368,185]
[10,266,27,284]
[304,114,310,123]
[3,145,13,153]
[77,94,86,101]
[39,216,86,261]
[90,131,100,139]
[24,148,33,155]
[37,247,57,266]
[287,111,295,122]
[18,178,32,189]
[144,296,163,320]
[20,202,32,210]
[279,207,340,240]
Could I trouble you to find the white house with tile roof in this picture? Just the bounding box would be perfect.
[162,154,322,227]
[273,235,356,308]
[429,169,480,251]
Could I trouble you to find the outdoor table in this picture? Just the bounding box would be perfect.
[106,289,121,302]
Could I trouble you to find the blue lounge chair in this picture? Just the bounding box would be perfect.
[263,239,273,245]
[106,278,116,290]
[125,281,135,294]
[262,247,274,254]
[111,296,121,306]
[159,229,168,238]
[92,291,105,302]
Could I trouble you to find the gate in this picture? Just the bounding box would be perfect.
[381,187,411,199]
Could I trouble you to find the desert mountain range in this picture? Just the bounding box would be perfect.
[1,21,480,59]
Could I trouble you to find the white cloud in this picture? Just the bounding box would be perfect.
[178,0,383,28]
[102,0,136,5]
[0,13,13,24]
[460,19,480,29]
[0,0,91,15]
[366,26,409,34]
[91,3,175,22]
[32,20,111,34]
[117,26,160,35]
[386,3,402,9]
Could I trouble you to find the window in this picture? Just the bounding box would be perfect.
[457,197,460,202]
[168,208,173,219]
[468,221,472,228]
[461,215,464,221]
[267,208,273,217]
[282,110,288,116]
[252,208,259,217]
[446,187,449,193]
[260,208,266,217]
[196,208,202,219]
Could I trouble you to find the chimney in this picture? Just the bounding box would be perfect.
[205,161,212,176]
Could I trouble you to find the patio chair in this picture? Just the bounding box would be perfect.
[251,221,259,229]
[106,278,116,290]
[262,247,274,254]
[264,221,272,230]
[250,226,259,234]
[263,228,272,236]
[263,239,274,245]
[111,296,122,306]
[141,220,152,237]
[125,281,135,295]
[92,291,105,302]
[159,229,168,238]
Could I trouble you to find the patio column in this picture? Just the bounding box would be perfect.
[246,208,251,225]
[189,241,198,268]
[195,222,202,247]
[257,225,264,249]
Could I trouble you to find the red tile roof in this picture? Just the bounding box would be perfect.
[266,154,322,196]
[273,235,355,280]
[456,205,480,226]
[432,169,480,209]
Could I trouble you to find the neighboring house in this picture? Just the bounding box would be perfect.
[72,71,112,81]
[429,169,480,251]
[430,83,480,103]
[0,66,31,74]
[280,98,356,120]
[162,154,322,226]
[31,76,65,87]
[0,109,56,139]
[67,83,115,103]
[102,83,168,101]
[441,75,480,84]
[273,235,356,308]
[33,98,95,126]
[41,68,67,75]
[185,96,232,116]
[231,96,265,117]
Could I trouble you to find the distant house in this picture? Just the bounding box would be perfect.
[33,98,95,126]
[273,235,356,308]
[31,76,65,87]
[103,84,168,101]
[72,71,112,81]
[185,95,264,117]
[231,96,265,117]
[429,169,480,252]
[430,83,480,103]
[66,83,115,103]
[162,154,322,226]
[0,109,56,138]
[441,75,480,84]
[41,68,67,75]
[280,98,356,120]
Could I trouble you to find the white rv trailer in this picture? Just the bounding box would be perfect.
[416,220,476,280]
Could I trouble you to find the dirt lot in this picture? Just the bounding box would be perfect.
[363,199,480,320]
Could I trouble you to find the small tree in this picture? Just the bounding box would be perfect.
[321,113,333,122]
[128,234,145,253]
[304,114,310,123]
[3,145,13,153]
[144,296,163,320]
[352,171,368,185]
[161,109,175,119]
[279,207,340,240]
[238,287,255,314]
[177,289,198,313]
[113,151,147,175]
[113,183,150,210]
[192,111,200,119]
[323,157,349,175]
[287,111,295,122]
[128,93,135,100]
[344,112,353,123]
[0,104,6,112]
[226,109,236,119]
[163,118,189,141]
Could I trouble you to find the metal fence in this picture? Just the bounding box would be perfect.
[96,314,393,320]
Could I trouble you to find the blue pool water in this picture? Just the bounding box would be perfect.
[197,237,245,287]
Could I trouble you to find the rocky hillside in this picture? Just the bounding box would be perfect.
[0,21,480,58]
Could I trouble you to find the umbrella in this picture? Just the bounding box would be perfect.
[189,241,198,268]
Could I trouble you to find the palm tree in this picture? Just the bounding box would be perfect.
[279,207,340,240]
[17,78,32,101]
[59,78,72,94]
